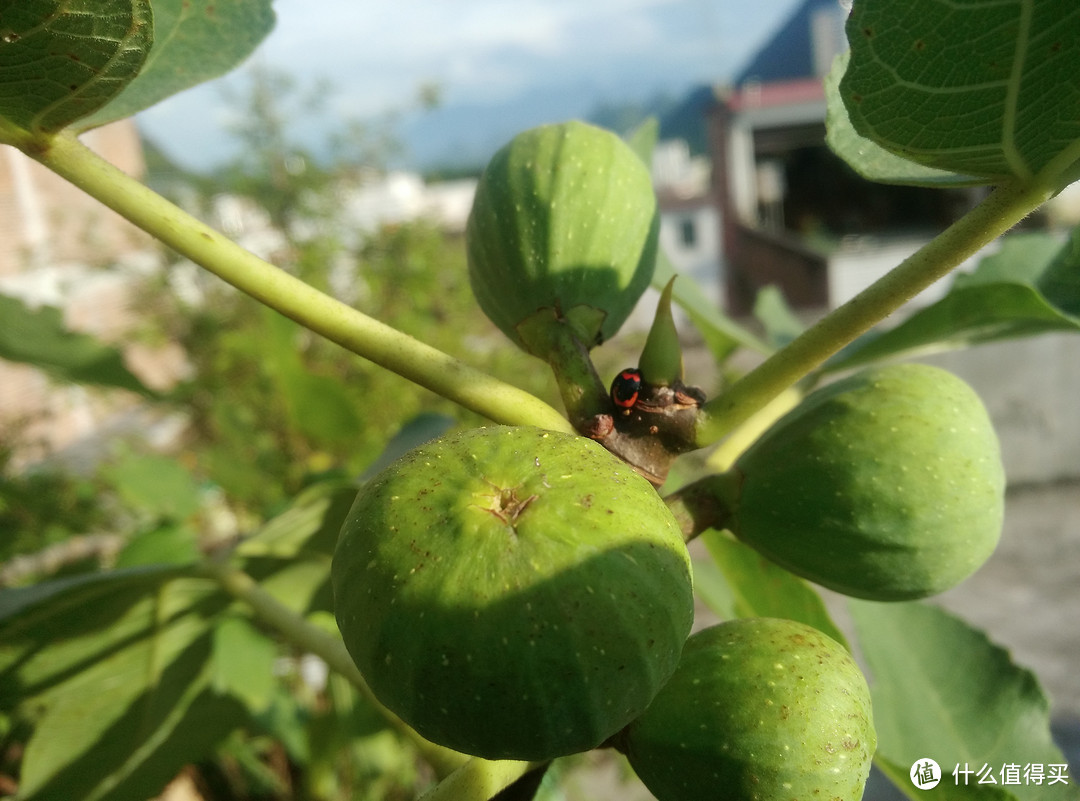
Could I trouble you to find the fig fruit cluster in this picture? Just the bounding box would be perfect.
[621,618,875,801]
[723,363,1005,600]
[330,119,1008,800]
[332,425,694,761]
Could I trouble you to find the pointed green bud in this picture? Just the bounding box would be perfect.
[638,277,683,386]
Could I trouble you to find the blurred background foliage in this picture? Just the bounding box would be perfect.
[0,66,568,801]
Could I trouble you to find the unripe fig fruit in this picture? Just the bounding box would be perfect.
[466,121,659,357]
[622,618,875,801]
[728,363,1004,600]
[332,425,694,761]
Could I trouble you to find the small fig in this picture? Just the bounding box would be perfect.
[332,425,693,761]
[728,363,1004,600]
[621,618,876,801]
[466,121,659,357]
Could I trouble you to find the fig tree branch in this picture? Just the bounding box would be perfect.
[200,559,468,779]
[416,756,539,801]
[13,130,575,435]
[695,177,1056,446]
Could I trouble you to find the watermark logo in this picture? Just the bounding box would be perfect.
[911,758,942,790]
[909,758,1072,790]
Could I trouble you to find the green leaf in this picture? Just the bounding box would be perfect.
[255,558,333,618]
[752,285,804,348]
[840,0,1080,182]
[76,0,276,130]
[1,568,247,801]
[262,308,364,445]
[114,522,200,568]
[825,52,986,187]
[0,564,179,629]
[0,568,221,712]
[23,672,247,801]
[235,480,358,561]
[0,294,155,395]
[702,531,848,649]
[851,601,1078,801]
[824,231,1080,371]
[954,233,1065,288]
[0,0,152,133]
[211,614,277,713]
[102,452,202,521]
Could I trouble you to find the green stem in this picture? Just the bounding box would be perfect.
[696,178,1054,444]
[206,560,546,800]
[664,473,737,543]
[517,312,609,432]
[19,131,574,434]
[417,757,538,801]
[200,559,468,778]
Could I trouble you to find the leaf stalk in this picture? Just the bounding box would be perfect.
[696,178,1054,444]
[16,131,574,434]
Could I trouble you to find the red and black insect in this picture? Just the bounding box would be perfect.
[610,368,642,409]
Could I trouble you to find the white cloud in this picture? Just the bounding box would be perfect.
[137,0,806,170]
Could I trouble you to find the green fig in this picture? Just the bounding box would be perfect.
[728,363,1004,600]
[622,618,876,801]
[332,425,694,761]
[466,121,659,357]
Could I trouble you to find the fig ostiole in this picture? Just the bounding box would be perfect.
[620,617,876,801]
[727,362,1005,600]
[332,425,694,761]
[466,120,659,358]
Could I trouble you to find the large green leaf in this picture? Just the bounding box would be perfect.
[0,0,152,133]
[0,563,179,630]
[76,0,275,130]
[0,568,219,711]
[824,231,1080,371]
[840,0,1080,182]
[825,52,986,188]
[0,293,156,395]
[701,531,848,649]
[18,634,236,801]
[0,567,249,801]
[851,601,1078,801]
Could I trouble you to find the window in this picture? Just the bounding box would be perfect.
[679,217,696,248]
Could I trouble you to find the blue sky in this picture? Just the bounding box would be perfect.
[136,0,807,171]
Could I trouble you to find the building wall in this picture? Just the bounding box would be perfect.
[0,122,149,277]
[0,122,185,464]
[658,202,723,304]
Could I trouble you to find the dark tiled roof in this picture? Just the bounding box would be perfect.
[734,0,842,86]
